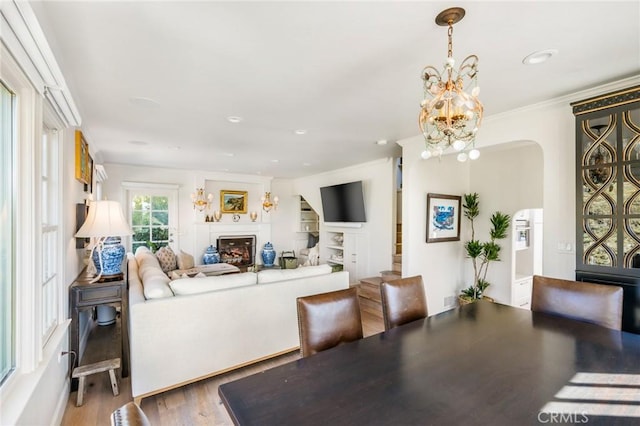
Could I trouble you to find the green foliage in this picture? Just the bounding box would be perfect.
[461,279,491,300]
[490,212,511,240]
[465,240,483,259]
[461,194,511,301]
[463,193,480,221]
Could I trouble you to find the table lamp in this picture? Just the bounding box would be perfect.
[75,200,133,283]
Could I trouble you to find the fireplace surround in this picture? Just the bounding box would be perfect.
[217,235,256,266]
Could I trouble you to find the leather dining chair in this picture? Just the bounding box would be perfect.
[110,402,151,426]
[296,287,363,357]
[531,275,623,330]
[380,275,428,331]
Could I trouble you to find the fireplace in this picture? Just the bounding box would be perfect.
[217,235,256,267]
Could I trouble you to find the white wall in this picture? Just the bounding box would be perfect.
[398,76,640,315]
[292,158,396,279]
[468,143,544,304]
[397,146,470,314]
[100,164,275,261]
[270,178,300,255]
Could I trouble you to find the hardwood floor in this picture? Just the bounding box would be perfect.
[60,306,384,425]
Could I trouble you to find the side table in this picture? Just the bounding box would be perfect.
[69,270,129,386]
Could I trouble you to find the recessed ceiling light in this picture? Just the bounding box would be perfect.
[129,140,149,146]
[227,116,243,123]
[294,129,307,135]
[303,162,311,166]
[129,97,160,108]
[271,159,279,163]
[522,49,558,65]
[376,139,388,146]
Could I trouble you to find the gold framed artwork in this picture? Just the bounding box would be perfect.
[75,130,91,185]
[220,190,248,214]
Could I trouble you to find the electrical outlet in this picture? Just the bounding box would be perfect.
[444,295,457,308]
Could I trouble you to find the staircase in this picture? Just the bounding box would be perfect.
[352,254,402,329]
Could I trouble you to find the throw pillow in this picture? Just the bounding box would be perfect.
[307,232,320,249]
[176,250,195,270]
[156,246,177,273]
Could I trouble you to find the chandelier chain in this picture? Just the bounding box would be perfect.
[447,23,453,59]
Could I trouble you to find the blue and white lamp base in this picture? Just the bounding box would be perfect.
[91,236,126,279]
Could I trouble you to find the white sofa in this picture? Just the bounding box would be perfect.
[126,250,349,403]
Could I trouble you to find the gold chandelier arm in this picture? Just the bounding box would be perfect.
[457,55,480,79]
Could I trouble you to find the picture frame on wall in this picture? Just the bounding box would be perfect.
[426,193,461,243]
[84,153,93,193]
[220,190,248,214]
[74,130,91,185]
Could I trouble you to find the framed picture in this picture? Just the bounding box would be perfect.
[220,190,248,214]
[426,193,461,243]
[84,153,94,193]
[75,130,91,184]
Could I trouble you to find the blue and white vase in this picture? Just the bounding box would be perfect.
[203,245,220,265]
[261,242,276,267]
[92,236,125,277]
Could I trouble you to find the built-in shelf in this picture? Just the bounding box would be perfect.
[298,196,319,232]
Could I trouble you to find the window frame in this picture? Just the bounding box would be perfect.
[122,182,180,253]
[0,42,66,394]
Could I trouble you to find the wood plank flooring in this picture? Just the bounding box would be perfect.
[60,306,384,426]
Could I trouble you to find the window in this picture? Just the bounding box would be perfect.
[0,80,15,385]
[125,184,179,253]
[1,46,66,394]
[40,126,60,346]
[131,195,170,252]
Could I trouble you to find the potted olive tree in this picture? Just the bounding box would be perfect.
[459,193,510,304]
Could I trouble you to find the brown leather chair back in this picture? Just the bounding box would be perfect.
[531,275,623,330]
[111,402,151,426]
[380,275,428,331]
[296,287,363,357]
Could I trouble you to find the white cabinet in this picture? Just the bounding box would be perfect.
[326,231,345,266]
[325,230,368,283]
[511,275,532,309]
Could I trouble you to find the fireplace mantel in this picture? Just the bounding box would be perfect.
[193,223,272,266]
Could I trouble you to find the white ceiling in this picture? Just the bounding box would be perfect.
[30,1,640,178]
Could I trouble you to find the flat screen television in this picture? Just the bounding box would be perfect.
[320,180,366,223]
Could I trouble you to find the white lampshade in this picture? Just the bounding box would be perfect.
[75,200,133,238]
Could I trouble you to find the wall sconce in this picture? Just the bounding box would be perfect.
[261,192,278,212]
[191,188,213,211]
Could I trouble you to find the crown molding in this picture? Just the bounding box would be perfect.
[0,0,81,126]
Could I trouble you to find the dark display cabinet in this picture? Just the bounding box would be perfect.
[572,85,640,333]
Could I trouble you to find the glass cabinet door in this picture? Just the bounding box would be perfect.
[576,98,640,271]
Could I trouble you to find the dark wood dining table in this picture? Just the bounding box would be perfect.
[218,300,640,425]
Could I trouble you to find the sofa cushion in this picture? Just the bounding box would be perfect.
[169,272,258,295]
[307,232,319,248]
[136,251,164,279]
[171,263,241,278]
[257,264,332,284]
[155,246,177,273]
[176,250,195,270]
[143,274,174,299]
[134,245,152,262]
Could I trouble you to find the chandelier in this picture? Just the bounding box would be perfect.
[261,192,278,212]
[419,7,483,162]
[191,188,213,211]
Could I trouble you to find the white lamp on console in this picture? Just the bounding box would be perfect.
[75,200,133,284]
